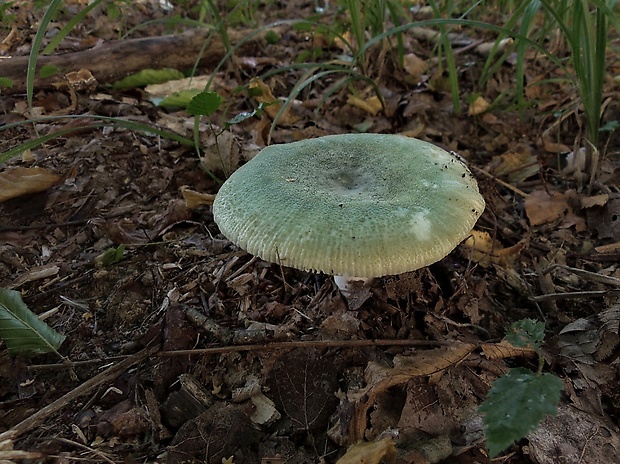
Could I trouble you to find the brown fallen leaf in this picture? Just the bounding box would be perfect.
[346,343,475,442]
[249,79,298,125]
[467,95,490,116]
[347,94,383,116]
[180,186,216,209]
[0,167,62,203]
[481,340,536,360]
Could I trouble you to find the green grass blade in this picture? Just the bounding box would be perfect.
[42,0,105,55]
[0,115,195,164]
[27,0,64,111]
[0,288,66,358]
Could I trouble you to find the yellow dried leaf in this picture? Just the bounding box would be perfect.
[463,230,524,267]
[347,94,383,116]
[403,52,427,82]
[249,80,298,124]
[468,95,490,116]
[336,438,396,464]
[0,167,62,203]
[492,148,539,183]
[481,340,536,360]
[180,187,216,209]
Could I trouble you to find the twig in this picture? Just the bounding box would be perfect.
[532,290,616,302]
[471,165,529,198]
[27,338,450,371]
[155,338,450,357]
[0,347,156,442]
[38,437,115,464]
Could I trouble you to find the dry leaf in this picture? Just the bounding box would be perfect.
[200,130,241,175]
[0,167,62,203]
[462,230,524,267]
[481,340,536,360]
[468,95,490,116]
[336,438,396,464]
[491,147,539,183]
[524,190,569,226]
[346,344,475,442]
[249,79,298,124]
[180,187,216,209]
[581,194,609,209]
[403,52,427,82]
[347,94,383,116]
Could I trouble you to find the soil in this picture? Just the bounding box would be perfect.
[0,1,619,463]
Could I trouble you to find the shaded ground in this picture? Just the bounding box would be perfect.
[1,1,619,463]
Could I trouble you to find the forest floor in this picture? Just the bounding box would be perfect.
[0,1,619,463]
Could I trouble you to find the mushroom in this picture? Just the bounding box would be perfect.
[212,133,485,297]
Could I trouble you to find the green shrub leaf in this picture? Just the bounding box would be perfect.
[479,367,563,457]
[186,91,222,116]
[505,318,545,350]
[0,288,66,357]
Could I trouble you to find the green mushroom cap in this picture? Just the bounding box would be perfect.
[213,133,485,278]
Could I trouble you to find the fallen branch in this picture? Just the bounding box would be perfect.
[0,346,157,442]
[0,28,258,94]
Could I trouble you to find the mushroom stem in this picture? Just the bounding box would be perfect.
[334,274,374,297]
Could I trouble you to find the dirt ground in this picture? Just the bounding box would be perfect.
[0,1,619,463]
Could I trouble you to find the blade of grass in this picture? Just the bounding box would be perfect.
[42,0,105,55]
[27,0,64,112]
[0,115,195,164]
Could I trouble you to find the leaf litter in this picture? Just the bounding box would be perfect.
[0,1,619,463]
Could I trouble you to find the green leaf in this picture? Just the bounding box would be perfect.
[0,288,66,357]
[99,245,125,267]
[186,91,222,116]
[156,89,202,110]
[39,64,59,78]
[112,68,185,89]
[0,77,14,88]
[505,318,545,350]
[226,104,263,127]
[479,368,563,457]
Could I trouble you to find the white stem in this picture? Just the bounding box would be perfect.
[334,274,373,295]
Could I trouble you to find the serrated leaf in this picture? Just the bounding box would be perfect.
[186,91,222,116]
[479,367,563,457]
[113,68,185,89]
[0,288,66,357]
[505,318,545,350]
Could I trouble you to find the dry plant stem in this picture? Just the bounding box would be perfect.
[41,437,115,464]
[471,165,529,198]
[27,339,449,370]
[0,347,157,442]
[532,290,613,301]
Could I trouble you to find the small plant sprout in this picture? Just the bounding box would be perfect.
[213,134,485,297]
